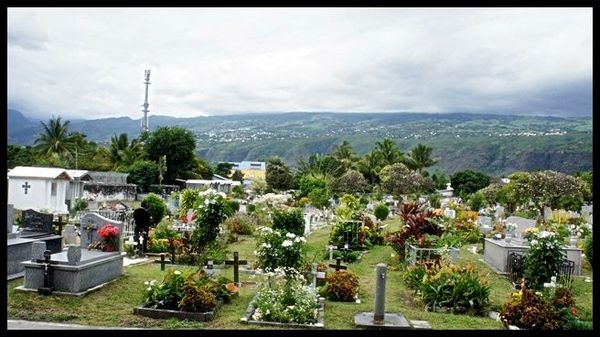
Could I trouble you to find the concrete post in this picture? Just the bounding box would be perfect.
[374,263,387,322]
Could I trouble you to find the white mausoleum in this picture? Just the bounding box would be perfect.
[7,166,73,214]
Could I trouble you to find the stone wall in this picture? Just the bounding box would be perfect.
[83,183,137,203]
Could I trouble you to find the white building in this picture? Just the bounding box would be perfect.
[7,166,72,214]
[186,174,241,194]
[65,169,92,208]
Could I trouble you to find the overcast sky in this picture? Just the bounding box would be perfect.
[7,7,593,120]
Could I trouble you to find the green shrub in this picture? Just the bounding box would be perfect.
[222,199,240,217]
[151,220,179,240]
[192,190,227,251]
[271,207,304,236]
[500,289,559,330]
[246,203,256,214]
[179,189,202,216]
[402,264,428,291]
[374,203,389,221]
[70,198,88,214]
[143,193,168,225]
[178,283,216,312]
[419,263,490,315]
[223,213,256,235]
[583,235,592,267]
[321,270,359,302]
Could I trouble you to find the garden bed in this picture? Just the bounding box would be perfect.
[133,300,223,322]
[241,294,326,329]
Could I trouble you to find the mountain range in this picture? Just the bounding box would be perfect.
[7,109,593,177]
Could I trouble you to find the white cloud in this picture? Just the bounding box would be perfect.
[7,7,593,120]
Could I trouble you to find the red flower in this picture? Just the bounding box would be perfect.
[571,307,578,316]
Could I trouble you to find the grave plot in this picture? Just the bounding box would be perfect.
[133,267,239,322]
[241,269,326,329]
[16,212,124,296]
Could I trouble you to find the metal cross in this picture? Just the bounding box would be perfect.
[22,181,31,194]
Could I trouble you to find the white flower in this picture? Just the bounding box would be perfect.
[285,232,297,238]
[144,281,149,286]
[282,240,293,247]
[159,284,164,288]
[174,270,181,275]
[147,287,152,291]
[261,243,271,248]
[530,240,538,246]
[150,280,156,286]
[550,276,557,283]
[355,299,361,304]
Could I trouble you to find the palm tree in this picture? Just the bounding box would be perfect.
[295,153,344,179]
[33,116,75,158]
[357,151,381,185]
[332,140,359,171]
[374,138,403,167]
[404,143,438,173]
[106,133,145,171]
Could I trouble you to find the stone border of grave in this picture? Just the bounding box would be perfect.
[133,300,224,322]
[14,275,122,297]
[241,293,325,329]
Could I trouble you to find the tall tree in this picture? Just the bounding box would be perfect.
[33,116,76,158]
[450,170,491,197]
[266,156,295,190]
[374,138,403,167]
[332,140,358,171]
[214,162,234,178]
[403,143,438,173]
[144,126,196,183]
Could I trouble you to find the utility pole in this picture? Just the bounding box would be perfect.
[141,69,151,134]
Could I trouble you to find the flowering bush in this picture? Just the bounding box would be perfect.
[523,227,540,241]
[251,268,319,324]
[272,207,305,236]
[524,231,566,290]
[192,189,228,251]
[97,224,120,249]
[255,227,306,272]
[142,268,237,312]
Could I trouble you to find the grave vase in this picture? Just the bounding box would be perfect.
[569,236,578,248]
[67,245,82,263]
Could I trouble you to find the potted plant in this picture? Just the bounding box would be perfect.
[98,223,120,252]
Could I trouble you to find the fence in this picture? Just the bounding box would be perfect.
[405,244,460,266]
[507,250,575,288]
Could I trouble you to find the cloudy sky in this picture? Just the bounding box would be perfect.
[7,7,592,120]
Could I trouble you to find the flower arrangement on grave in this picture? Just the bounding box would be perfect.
[255,227,306,273]
[504,222,518,235]
[250,267,320,324]
[523,227,540,241]
[524,231,566,290]
[97,223,120,251]
[142,269,237,312]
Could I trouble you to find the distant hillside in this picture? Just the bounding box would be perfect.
[7,111,593,176]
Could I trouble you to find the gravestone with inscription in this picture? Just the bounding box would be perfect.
[7,209,62,279]
[505,216,536,237]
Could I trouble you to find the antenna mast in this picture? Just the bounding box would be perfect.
[141,69,151,133]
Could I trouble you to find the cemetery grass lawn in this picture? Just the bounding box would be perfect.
[7,216,593,329]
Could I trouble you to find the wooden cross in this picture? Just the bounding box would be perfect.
[22,181,31,194]
[225,252,247,286]
[329,258,347,272]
